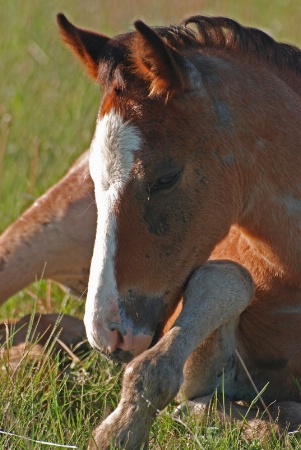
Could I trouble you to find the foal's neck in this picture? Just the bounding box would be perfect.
[232,67,301,282]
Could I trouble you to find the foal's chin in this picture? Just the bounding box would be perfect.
[108,348,137,364]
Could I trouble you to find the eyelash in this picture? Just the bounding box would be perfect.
[150,170,182,193]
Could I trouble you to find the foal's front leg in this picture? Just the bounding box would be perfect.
[90,260,254,450]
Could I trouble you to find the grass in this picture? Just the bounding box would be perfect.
[1,0,301,448]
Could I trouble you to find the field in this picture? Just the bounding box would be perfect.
[1,0,301,448]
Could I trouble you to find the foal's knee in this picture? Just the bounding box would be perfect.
[187,260,254,301]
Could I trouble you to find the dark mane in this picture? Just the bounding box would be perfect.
[154,16,301,76]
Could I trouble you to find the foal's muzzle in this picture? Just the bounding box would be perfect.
[85,291,165,361]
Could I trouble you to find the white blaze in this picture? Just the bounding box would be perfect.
[85,111,141,349]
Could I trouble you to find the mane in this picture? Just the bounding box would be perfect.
[153,16,301,77]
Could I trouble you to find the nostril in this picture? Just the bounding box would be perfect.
[108,322,126,350]
[108,322,126,336]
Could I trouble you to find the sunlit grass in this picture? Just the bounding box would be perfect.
[1,1,301,448]
[0,327,123,449]
[0,329,299,450]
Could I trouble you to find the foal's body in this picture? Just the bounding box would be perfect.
[1,14,301,448]
[212,226,301,403]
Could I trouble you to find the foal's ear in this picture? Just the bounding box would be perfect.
[134,20,194,98]
[57,13,109,80]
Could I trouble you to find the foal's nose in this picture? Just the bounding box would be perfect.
[105,321,133,354]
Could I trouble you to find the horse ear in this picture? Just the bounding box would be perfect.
[134,20,191,98]
[57,13,109,80]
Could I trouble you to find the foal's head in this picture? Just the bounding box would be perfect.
[57,14,240,362]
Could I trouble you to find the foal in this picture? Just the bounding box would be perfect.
[57,15,301,447]
[1,14,301,448]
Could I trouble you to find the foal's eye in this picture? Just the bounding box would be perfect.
[151,169,182,193]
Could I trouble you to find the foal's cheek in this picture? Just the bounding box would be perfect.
[143,202,171,236]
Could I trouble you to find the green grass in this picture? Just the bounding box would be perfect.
[1,0,301,448]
